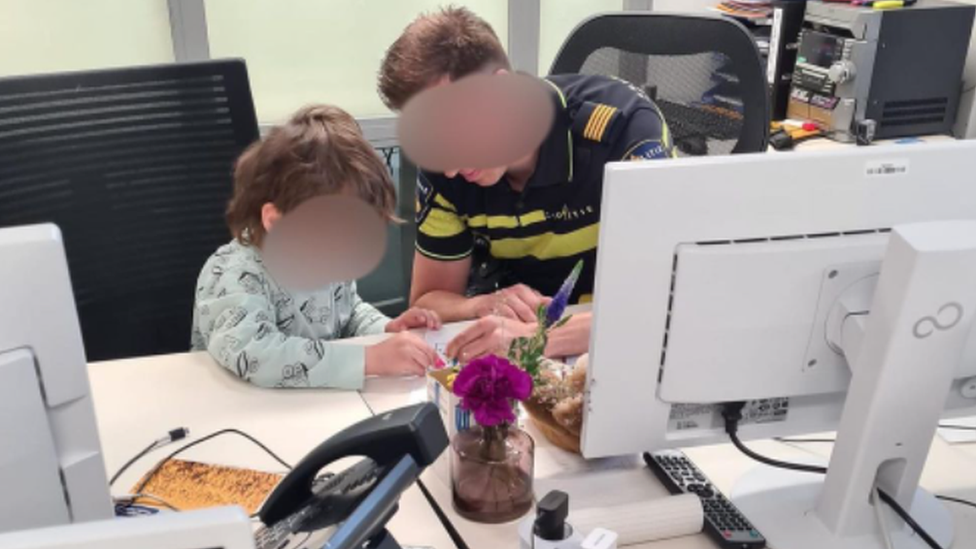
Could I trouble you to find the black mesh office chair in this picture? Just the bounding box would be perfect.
[0,59,259,361]
[550,12,770,156]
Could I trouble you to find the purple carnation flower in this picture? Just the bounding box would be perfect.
[545,260,583,328]
[452,355,533,427]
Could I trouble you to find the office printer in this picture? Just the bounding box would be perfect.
[787,0,975,143]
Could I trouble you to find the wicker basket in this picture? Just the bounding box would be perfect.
[522,395,581,454]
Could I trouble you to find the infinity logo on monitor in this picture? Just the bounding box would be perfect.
[913,303,965,339]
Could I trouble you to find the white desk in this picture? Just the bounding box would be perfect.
[360,375,976,549]
[88,352,457,549]
[88,340,976,549]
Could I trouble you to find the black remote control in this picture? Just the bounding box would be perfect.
[644,450,766,549]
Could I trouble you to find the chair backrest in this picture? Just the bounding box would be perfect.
[550,12,769,156]
[0,60,260,361]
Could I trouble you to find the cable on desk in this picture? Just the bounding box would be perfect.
[873,487,895,549]
[773,436,837,444]
[111,440,162,487]
[772,435,976,513]
[722,402,944,549]
[876,489,943,549]
[110,428,190,487]
[358,390,469,549]
[936,495,976,511]
[938,424,976,431]
[416,478,470,549]
[114,492,181,512]
[132,428,293,497]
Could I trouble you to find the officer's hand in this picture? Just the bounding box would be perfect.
[446,316,536,364]
[473,284,552,323]
[386,307,442,333]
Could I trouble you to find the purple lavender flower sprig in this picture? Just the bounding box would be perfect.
[544,260,583,328]
[509,260,584,386]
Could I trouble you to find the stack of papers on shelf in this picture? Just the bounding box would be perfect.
[712,0,774,21]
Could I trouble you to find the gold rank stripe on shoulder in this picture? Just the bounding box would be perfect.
[583,104,617,142]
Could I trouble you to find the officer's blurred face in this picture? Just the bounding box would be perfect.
[429,68,512,187]
[443,166,508,186]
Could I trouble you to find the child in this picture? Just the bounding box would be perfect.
[191,104,440,389]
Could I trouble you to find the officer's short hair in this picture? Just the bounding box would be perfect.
[378,6,510,111]
[226,104,398,247]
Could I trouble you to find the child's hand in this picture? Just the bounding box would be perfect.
[365,332,437,377]
[386,307,442,333]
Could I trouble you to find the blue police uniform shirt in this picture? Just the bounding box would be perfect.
[415,74,676,304]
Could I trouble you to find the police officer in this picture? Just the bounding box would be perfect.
[379,7,674,361]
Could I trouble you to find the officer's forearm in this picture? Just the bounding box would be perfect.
[412,291,488,323]
[545,312,592,359]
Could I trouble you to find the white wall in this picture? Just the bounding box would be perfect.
[651,0,716,13]
[0,0,173,77]
[539,0,623,74]
[205,1,508,122]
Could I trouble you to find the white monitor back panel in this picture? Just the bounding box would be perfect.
[0,224,111,531]
[585,142,976,457]
[0,506,254,549]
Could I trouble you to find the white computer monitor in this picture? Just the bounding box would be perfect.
[0,224,113,533]
[586,141,976,549]
[0,506,254,549]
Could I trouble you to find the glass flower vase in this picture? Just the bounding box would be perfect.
[450,422,534,523]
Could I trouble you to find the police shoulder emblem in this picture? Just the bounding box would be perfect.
[623,139,672,161]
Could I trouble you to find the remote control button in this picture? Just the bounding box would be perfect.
[750,530,760,538]
[723,531,732,539]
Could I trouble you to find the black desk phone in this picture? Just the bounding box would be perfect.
[254,402,448,549]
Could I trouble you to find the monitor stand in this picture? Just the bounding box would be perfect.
[0,348,72,532]
[731,221,976,549]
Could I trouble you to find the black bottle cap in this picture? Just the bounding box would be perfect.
[534,490,570,541]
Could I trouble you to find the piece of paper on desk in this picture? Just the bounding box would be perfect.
[423,321,475,367]
[424,328,454,364]
[937,417,976,443]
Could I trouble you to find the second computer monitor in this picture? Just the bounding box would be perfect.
[0,224,112,534]
[584,142,976,458]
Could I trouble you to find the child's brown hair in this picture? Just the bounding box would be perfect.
[226,104,397,247]
[378,6,510,111]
